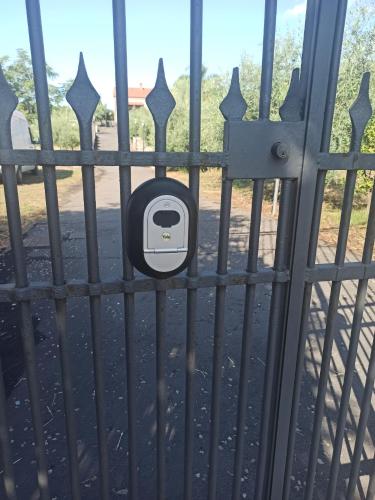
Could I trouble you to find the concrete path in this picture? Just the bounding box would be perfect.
[96,126,154,189]
[0,127,373,499]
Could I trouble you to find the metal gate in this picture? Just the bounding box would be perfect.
[0,0,374,499]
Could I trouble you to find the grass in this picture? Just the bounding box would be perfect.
[169,168,370,253]
[0,167,82,250]
[0,166,370,255]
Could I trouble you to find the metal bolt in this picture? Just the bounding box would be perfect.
[162,232,171,240]
[271,141,289,160]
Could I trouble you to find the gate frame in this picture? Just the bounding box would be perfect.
[0,0,374,499]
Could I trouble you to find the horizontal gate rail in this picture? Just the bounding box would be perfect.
[3,261,375,302]
[1,149,375,171]
[317,152,375,170]
[0,149,227,168]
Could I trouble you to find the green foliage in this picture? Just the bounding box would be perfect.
[1,0,374,199]
[129,106,154,148]
[271,29,303,120]
[51,107,80,150]
[167,75,189,151]
[95,101,114,124]
[0,49,80,148]
[167,72,227,152]
[330,1,375,198]
[331,2,375,153]
[0,48,63,122]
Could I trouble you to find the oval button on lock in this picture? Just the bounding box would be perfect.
[126,177,197,279]
[153,210,180,227]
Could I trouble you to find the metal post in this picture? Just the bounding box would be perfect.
[269,1,348,499]
[112,2,139,498]
[184,2,202,500]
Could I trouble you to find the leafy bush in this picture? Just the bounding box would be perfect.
[52,107,80,150]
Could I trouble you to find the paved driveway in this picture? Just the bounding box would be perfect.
[0,128,373,499]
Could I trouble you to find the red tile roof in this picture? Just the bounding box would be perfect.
[113,87,151,98]
[129,87,151,98]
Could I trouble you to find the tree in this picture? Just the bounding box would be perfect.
[331,1,375,153]
[51,107,80,150]
[1,48,63,123]
[167,71,227,153]
[129,106,154,149]
[94,101,114,124]
[167,75,189,151]
[330,1,375,201]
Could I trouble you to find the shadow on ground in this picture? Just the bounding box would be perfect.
[0,203,374,499]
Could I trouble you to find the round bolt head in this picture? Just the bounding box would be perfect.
[271,141,290,160]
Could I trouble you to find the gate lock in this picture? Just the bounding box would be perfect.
[127,177,197,279]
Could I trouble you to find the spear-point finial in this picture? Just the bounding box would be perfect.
[146,58,176,130]
[349,72,372,152]
[219,67,247,121]
[66,52,100,139]
[279,68,302,122]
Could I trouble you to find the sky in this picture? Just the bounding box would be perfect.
[0,0,308,109]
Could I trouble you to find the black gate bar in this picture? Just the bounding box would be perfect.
[270,1,349,498]
[112,1,139,499]
[0,356,16,499]
[207,176,233,500]
[25,1,81,498]
[66,54,110,500]
[231,178,264,500]
[184,1,203,500]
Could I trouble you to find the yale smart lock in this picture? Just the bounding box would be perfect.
[127,178,197,279]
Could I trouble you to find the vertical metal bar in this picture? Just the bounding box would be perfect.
[155,122,167,178]
[154,181,167,500]
[207,176,233,500]
[366,453,375,500]
[184,2,202,499]
[156,289,167,500]
[25,0,63,280]
[304,169,356,500]
[346,336,375,499]
[78,127,109,500]
[0,359,17,500]
[232,180,264,500]
[268,1,348,497]
[147,64,173,500]
[255,9,282,490]
[25,2,81,498]
[0,28,51,495]
[259,0,277,120]
[112,2,138,499]
[326,182,375,499]
[299,0,318,116]
[255,179,294,500]
[282,170,325,500]
[2,166,50,499]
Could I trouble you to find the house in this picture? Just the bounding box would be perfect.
[113,85,151,123]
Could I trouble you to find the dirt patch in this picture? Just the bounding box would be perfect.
[168,168,369,255]
[0,167,82,250]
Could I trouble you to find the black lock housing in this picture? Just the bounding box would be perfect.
[126,177,197,279]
